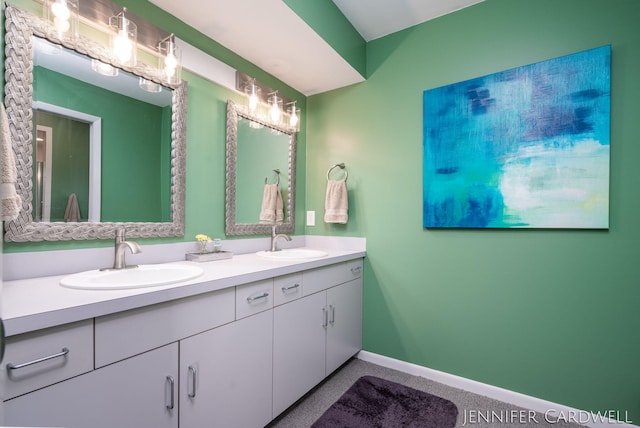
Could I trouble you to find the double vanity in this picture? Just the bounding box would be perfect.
[2,4,362,427]
[2,246,365,427]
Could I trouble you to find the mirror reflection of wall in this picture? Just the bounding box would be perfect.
[33,43,173,223]
[236,117,291,224]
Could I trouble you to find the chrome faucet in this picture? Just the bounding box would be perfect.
[102,228,142,270]
[270,224,291,252]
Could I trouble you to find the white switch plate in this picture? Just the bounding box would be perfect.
[306,211,316,226]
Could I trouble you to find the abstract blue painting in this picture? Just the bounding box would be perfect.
[423,46,610,229]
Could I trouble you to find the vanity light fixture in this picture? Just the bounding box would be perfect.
[236,71,302,133]
[268,91,283,125]
[109,7,137,66]
[91,59,119,76]
[158,33,181,84]
[45,0,78,40]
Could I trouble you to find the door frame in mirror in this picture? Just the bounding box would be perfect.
[34,101,102,223]
[225,100,296,235]
[3,5,186,242]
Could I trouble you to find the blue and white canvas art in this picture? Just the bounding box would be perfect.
[423,46,611,229]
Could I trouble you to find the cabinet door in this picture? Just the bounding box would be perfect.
[326,278,363,374]
[4,343,179,428]
[273,291,327,417]
[180,310,273,428]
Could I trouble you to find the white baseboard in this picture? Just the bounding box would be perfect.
[357,351,636,428]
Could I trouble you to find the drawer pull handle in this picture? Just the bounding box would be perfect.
[166,375,175,409]
[246,292,269,303]
[6,347,70,371]
[351,266,362,275]
[281,283,300,292]
[188,366,197,398]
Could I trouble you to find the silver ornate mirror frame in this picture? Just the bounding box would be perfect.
[3,5,187,242]
[225,100,296,235]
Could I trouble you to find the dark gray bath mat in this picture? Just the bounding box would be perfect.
[312,375,458,428]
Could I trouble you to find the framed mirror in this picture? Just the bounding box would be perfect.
[3,5,186,242]
[225,100,296,235]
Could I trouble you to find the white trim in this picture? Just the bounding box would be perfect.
[176,37,237,91]
[35,125,53,222]
[357,351,637,428]
[33,101,102,222]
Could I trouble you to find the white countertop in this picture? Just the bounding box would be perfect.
[3,247,366,337]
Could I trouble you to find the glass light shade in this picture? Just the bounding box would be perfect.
[139,78,161,93]
[158,35,182,85]
[91,59,118,76]
[44,0,79,41]
[268,93,283,125]
[287,103,300,132]
[246,83,261,114]
[109,9,137,66]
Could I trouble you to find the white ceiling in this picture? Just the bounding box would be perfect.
[148,0,484,96]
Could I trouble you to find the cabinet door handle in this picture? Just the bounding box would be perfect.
[281,283,300,292]
[246,292,269,303]
[6,347,70,371]
[329,304,335,325]
[188,366,197,398]
[166,375,175,409]
[351,266,362,275]
[322,307,328,328]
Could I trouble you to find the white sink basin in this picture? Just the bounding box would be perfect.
[256,248,328,260]
[60,264,204,290]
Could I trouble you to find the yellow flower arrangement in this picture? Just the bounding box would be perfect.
[195,234,212,253]
[196,234,212,242]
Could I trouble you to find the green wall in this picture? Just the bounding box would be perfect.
[306,0,639,421]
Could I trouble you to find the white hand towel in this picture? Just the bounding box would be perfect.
[324,179,348,224]
[64,193,81,222]
[1,102,22,222]
[259,183,284,224]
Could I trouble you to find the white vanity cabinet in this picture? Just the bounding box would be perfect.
[3,256,364,427]
[4,343,179,428]
[273,260,363,416]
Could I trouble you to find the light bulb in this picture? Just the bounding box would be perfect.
[270,101,281,123]
[289,109,299,128]
[51,0,70,20]
[114,29,133,63]
[249,93,259,112]
[164,52,177,70]
[54,16,70,33]
[164,65,176,79]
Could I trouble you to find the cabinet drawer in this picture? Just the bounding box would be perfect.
[303,263,348,296]
[273,273,303,306]
[236,279,274,319]
[95,287,235,367]
[1,319,94,400]
[347,259,363,279]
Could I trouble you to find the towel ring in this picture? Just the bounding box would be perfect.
[327,163,348,181]
[265,169,280,185]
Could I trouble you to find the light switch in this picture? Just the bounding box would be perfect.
[306,211,316,226]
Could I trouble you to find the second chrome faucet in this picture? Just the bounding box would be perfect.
[270,224,291,252]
